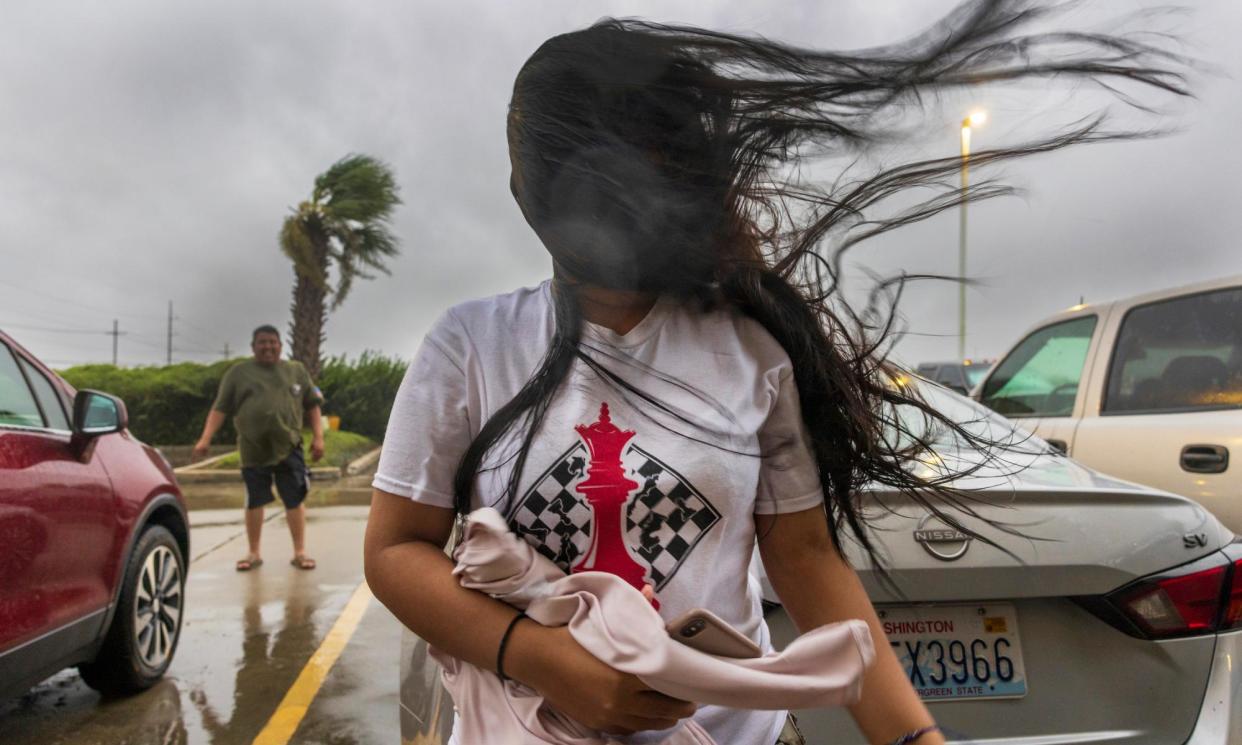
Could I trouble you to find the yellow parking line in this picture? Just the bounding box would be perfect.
[252,581,374,745]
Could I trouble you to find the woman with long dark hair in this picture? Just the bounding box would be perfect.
[365,2,1189,742]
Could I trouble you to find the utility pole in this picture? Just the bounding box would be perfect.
[109,319,120,366]
[166,301,174,365]
[958,110,987,360]
[220,342,231,360]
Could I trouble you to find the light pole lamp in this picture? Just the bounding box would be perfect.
[958,110,986,360]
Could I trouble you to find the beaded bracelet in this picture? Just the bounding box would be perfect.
[888,725,940,745]
[496,611,527,683]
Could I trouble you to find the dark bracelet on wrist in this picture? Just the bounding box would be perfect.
[496,611,527,683]
[887,725,940,745]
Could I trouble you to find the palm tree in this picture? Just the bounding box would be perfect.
[280,154,401,378]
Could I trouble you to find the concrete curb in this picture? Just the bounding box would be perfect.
[174,450,236,473]
[172,442,381,484]
[175,470,242,484]
[343,446,382,476]
[175,466,342,484]
[308,466,342,481]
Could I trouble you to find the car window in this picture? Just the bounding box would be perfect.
[934,366,962,387]
[17,357,71,431]
[891,378,1048,454]
[964,363,992,388]
[0,345,45,428]
[980,316,1098,418]
[1103,287,1242,415]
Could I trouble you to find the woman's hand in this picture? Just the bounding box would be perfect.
[508,623,697,735]
[758,507,944,745]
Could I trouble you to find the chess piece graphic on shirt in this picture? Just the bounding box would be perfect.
[506,406,721,592]
[571,403,653,597]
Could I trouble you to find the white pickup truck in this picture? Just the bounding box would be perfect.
[974,274,1242,530]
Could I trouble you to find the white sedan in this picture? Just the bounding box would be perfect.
[400,383,1241,744]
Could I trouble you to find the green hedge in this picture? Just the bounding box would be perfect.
[317,352,408,442]
[57,352,407,446]
[59,360,237,446]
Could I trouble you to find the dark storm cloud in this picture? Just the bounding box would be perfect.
[1,0,1238,369]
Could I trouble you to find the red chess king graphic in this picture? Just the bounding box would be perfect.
[571,403,655,605]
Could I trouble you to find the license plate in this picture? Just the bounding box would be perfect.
[880,603,1028,701]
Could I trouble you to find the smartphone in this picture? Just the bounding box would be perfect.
[665,608,762,659]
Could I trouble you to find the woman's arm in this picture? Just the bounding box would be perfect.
[756,506,945,745]
[363,489,695,734]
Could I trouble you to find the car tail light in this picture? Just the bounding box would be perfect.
[1085,547,1242,640]
[1112,564,1226,638]
[1220,557,1242,630]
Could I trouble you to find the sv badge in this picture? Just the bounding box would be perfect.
[1183,533,1208,549]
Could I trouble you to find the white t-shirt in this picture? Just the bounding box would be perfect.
[375,280,825,745]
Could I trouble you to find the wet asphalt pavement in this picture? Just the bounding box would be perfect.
[0,477,415,745]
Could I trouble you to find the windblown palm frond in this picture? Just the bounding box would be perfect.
[282,154,402,377]
[314,154,402,223]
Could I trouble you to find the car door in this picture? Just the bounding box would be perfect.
[1072,286,1242,530]
[977,313,1103,454]
[0,342,116,654]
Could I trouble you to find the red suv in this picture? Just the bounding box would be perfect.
[0,331,189,698]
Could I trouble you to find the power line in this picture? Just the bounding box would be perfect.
[0,302,111,330]
[1,321,112,335]
[3,292,239,366]
[0,278,149,322]
[0,281,227,353]
[179,316,221,339]
[180,332,219,351]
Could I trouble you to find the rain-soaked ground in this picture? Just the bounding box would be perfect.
[0,474,420,745]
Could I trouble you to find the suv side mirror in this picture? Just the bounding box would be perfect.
[72,390,128,436]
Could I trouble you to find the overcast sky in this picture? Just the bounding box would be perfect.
[3,0,1239,370]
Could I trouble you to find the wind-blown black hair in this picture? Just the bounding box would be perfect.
[452,0,1192,567]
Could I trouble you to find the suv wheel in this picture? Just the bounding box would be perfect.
[80,525,185,695]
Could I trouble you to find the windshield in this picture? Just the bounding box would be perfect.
[894,380,1049,454]
[964,363,992,388]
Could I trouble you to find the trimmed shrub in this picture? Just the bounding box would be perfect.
[59,361,236,445]
[317,352,407,442]
[57,351,407,445]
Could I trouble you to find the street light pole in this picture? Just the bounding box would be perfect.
[958,110,986,360]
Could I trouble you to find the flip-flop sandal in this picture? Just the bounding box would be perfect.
[290,556,316,570]
[236,557,263,571]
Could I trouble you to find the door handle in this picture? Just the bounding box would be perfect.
[1180,445,1229,474]
[1046,439,1068,455]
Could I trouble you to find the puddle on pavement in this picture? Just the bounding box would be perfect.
[0,504,388,745]
[181,573,329,744]
[0,675,190,745]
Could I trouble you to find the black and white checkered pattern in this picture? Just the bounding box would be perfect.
[507,444,594,569]
[507,442,720,590]
[624,446,720,588]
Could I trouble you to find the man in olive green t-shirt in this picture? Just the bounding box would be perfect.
[193,325,325,571]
